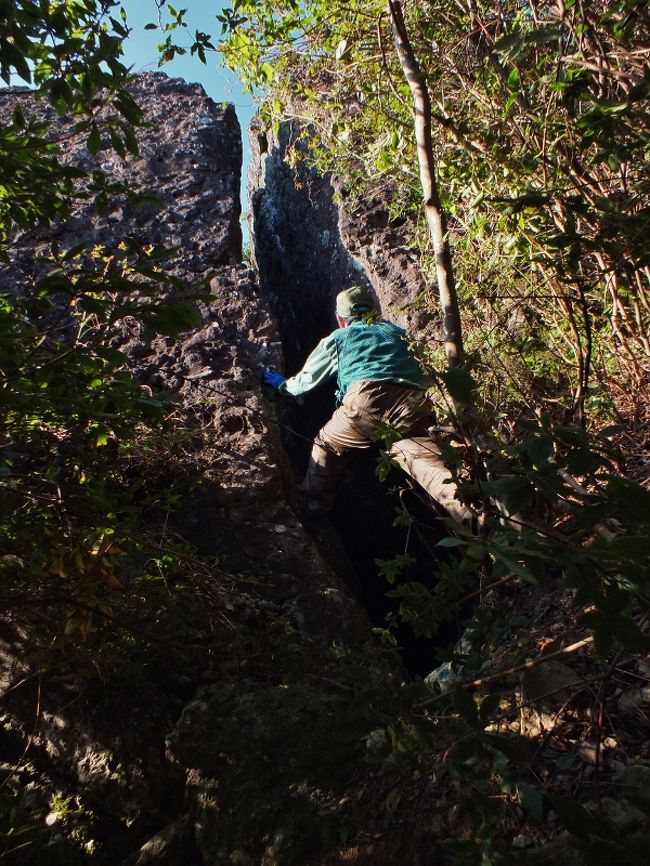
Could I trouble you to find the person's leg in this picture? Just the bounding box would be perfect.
[300,381,438,516]
[369,385,474,526]
[371,382,433,442]
[299,437,345,516]
[300,381,377,515]
[389,436,475,526]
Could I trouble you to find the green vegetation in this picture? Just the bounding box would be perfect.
[2,1,650,864]
[210,0,650,420]
[197,0,650,859]
[0,5,206,858]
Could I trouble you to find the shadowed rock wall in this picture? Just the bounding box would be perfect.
[1,73,381,866]
[1,71,370,645]
[0,72,242,282]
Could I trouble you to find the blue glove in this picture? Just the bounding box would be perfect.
[263,366,287,390]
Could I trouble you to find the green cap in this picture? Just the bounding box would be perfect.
[336,286,375,319]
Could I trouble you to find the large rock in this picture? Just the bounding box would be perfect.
[130,261,370,649]
[166,680,375,866]
[0,73,377,865]
[0,72,242,281]
[0,72,370,649]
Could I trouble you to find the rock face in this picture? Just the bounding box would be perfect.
[248,117,433,377]
[1,73,383,866]
[248,119,365,372]
[135,264,370,649]
[166,679,374,866]
[0,72,242,284]
[1,71,368,645]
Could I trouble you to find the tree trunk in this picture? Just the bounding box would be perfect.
[386,0,463,367]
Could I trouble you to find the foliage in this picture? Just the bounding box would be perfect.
[360,384,650,861]
[0,0,203,646]
[0,0,143,235]
[0,16,212,854]
[382,408,650,654]
[195,0,650,417]
[170,1,650,855]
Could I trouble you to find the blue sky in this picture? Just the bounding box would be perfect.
[119,1,257,229]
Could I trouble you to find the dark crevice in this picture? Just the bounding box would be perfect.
[249,125,468,675]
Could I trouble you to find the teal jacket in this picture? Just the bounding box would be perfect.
[280,319,426,404]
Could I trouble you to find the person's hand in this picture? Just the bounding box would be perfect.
[262,366,287,390]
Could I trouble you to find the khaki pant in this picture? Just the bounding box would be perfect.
[388,437,472,524]
[300,379,472,523]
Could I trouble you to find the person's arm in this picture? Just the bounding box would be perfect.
[280,332,338,397]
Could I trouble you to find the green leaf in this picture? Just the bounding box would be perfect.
[375,553,415,585]
[140,300,201,337]
[109,127,127,159]
[628,69,650,101]
[493,554,536,583]
[3,42,32,83]
[78,297,109,316]
[525,433,553,468]
[525,24,563,46]
[50,77,73,109]
[547,794,618,841]
[480,732,531,762]
[478,691,502,722]
[518,782,544,822]
[507,67,520,90]
[451,732,484,763]
[607,152,622,171]
[567,448,603,476]
[493,31,525,61]
[487,475,534,515]
[436,537,465,548]
[122,125,139,156]
[62,241,88,261]
[115,92,144,125]
[440,367,476,405]
[12,103,26,128]
[606,477,650,523]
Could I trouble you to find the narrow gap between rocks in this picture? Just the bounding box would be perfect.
[247,127,470,676]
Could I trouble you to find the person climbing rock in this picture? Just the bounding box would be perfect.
[263,286,473,525]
